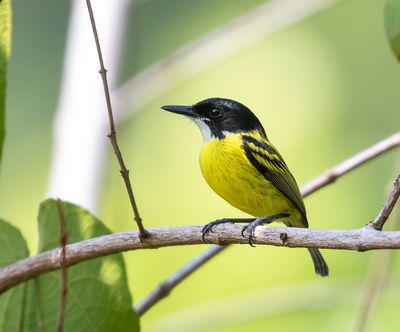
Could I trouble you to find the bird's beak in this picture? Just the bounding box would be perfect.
[161,105,197,118]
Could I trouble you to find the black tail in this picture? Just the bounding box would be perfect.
[307,248,329,277]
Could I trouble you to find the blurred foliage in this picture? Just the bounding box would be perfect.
[0,200,139,331]
[0,219,29,331]
[0,0,11,164]
[0,0,400,331]
[385,0,400,61]
[32,199,139,331]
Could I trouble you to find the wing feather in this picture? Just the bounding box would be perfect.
[241,135,307,225]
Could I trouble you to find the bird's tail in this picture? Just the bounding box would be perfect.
[307,248,329,277]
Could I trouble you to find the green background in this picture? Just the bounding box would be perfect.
[1,0,400,331]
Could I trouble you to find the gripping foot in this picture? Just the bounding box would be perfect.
[241,213,290,247]
[202,218,255,242]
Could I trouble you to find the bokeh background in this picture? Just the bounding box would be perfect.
[2,0,400,331]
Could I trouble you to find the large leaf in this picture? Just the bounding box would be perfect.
[25,199,140,332]
[0,0,11,164]
[0,219,29,331]
[385,0,400,61]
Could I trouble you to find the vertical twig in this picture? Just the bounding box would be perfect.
[85,0,147,237]
[56,199,68,332]
[47,0,130,212]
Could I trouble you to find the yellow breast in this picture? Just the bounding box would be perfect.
[199,133,299,220]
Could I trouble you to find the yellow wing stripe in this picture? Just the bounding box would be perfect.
[241,135,308,226]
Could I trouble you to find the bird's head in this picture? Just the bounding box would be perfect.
[162,97,266,141]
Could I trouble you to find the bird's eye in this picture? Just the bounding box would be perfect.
[209,108,222,118]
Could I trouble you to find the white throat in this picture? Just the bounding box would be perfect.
[193,118,212,142]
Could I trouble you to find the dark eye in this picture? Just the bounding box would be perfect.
[209,108,222,118]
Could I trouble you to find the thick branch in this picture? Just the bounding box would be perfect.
[1,225,400,295]
[0,133,399,298]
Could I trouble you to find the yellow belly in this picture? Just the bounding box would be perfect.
[199,133,301,224]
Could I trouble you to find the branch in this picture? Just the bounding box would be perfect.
[301,132,400,196]
[1,225,400,295]
[134,247,226,316]
[368,174,400,230]
[134,133,400,314]
[135,245,228,316]
[85,0,147,237]
[0,133,399,297]
[47,0,130,212]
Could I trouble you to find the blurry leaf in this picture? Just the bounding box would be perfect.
[27,199,140,332]
[0,0,11,164]
[0,219,29,331]
[385,0,400,61]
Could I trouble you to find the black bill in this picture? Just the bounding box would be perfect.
[161,105,197,118]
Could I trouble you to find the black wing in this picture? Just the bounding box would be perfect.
[241,135,308,226]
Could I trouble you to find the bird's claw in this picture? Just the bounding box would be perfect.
[241,224,249,237]
[201,218,234,242]
[241,213,290,247]
[241,219,262,247]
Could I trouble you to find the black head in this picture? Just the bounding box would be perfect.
[161,98,266,140]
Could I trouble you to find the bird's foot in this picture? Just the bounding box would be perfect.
[202,218,255,242]
[241,213,290,247]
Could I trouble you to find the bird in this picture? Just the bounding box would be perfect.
[162,97,329,277]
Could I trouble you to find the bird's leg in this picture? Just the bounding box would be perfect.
[242,213,290,247]
[202,218,255,242]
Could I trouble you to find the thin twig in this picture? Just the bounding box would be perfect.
[85,0,147,237]
[135,247,226,316]
[367,174,400,231]
[301,132,400,196]
[134,133,400,315]
[56,199,68,332]
[46,0,130,212]
[135,245,227,316]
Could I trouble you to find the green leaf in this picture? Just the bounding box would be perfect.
[385,0,400,61]
[29,199,140,332]
[0,219,30,332]
[0,0,11,164]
